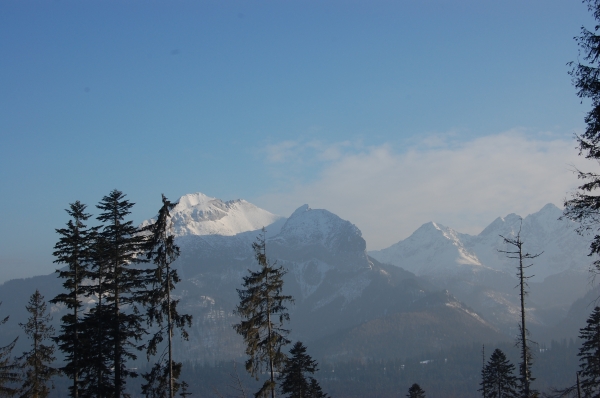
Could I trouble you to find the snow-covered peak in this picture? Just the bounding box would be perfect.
[369,220,483,275]
[273,205,365,252]
[370,203,590,281]
[176,192,215,209]
[146,192,284,237]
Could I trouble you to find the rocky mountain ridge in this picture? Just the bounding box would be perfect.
[0,194,594,364]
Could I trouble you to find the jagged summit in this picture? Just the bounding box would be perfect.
[370,220,484,276]
[369,203,589,281]
[143,192,284,237]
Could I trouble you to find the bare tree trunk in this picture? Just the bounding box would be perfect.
[167,261,174,398]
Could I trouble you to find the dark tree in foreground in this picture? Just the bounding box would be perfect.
[564,0,600,274]
[406,383,425,398]
[0,304,19,397]
[578,306,600,397]
[306,379,327,398]
[51,201,96,398]
[18,290,60,398]
[499,224,540,398]
[142,195,192,398]
[95,189,151,397]
[141,361,182,398]
[479,349,518,398]
[234,228,294,398]
[278,342,327,398]
[78,295,113,398]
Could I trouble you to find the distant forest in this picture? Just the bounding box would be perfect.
[43,339,580,397]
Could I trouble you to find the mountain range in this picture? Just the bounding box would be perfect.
[0,192,596,364]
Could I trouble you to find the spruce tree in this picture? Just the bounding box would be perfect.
[141,361,182,398]
[306,379,327,398]
[78,235,115,398]
[141,195,192,398]
[406,383,426,398]
[0,304,19,397]
[51,201,96,398]
[18,290,60,398]
[479,349,518,398]
[577,306,600,397]
[234,228,294,398]
[95,189,151,397]
[278,342,327,398]
[499,224,540,398]
[564,0,600,274]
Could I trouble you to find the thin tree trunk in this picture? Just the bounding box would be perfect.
[74,254,79,398]
[482,345,486,398]
[518,243,529,398]
[264,245,275,398]
[115,279,121,398]
[34,310,39,398]
[97,262,104,398]
[167,261,174,398]
[267,285,275,398]
[114,226,121,398]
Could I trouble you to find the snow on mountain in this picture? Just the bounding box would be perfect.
[269,204,372,303]
[472,203,590,280]
[369,203,591,282]
[271,204,366,254]
[143,192,284,237]
[368,221,489,277]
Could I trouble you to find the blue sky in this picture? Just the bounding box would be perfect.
[0,0,595,281]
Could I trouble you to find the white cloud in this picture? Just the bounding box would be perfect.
[264,139,360,164]
[255,131,593,250]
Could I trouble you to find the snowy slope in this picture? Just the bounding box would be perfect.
[369,203,591,281]
[142,192,284,237]
[271,204,366,254]
[367,221,490,277]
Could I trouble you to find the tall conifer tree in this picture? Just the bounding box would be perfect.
[577,306,600,397]
[51,201,96,398]
[0,304,19,397]
[406,383,426,398]
[234,228,293,398]
[564,0,600,274]
[141,195,192,398]
[479,348,518,398]
[278,342,328,398]
[78,235,115,398]
[499,225,540,398]
[95,189,150,397]
[18,290,60,398]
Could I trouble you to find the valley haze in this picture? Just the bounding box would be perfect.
[0,192,594,367]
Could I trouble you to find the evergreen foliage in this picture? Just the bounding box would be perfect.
[141,195,192,398]
[92,189,151,397]
[51,201,96,398]
[18,290,60,398]
[306,378,327,398]
[234,228,294,398]
[479,349,518,398]
[141,339,581,397]
[578,306,600,397]
[499,225,540,398]
[407,383,425,398]
[278,341,328,398]
[141,360,182,398]
[0,304,19,397]
[78,235,115,398]
[564,0,600,273]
